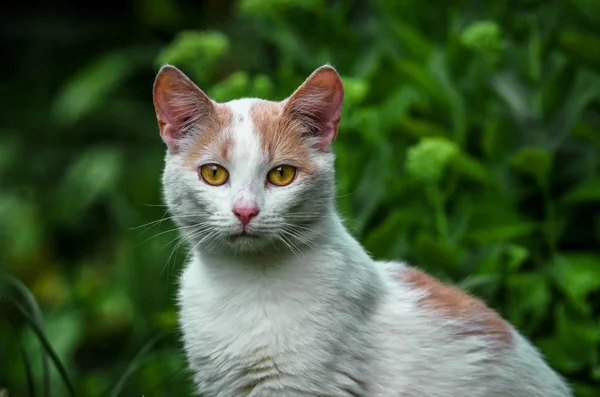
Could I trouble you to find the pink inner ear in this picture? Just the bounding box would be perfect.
[283,66,344,151]
[153,66,214,151]
[319,85,343,148]
[157,119,178,148]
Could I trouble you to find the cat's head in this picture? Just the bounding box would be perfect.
[153,65,344,254]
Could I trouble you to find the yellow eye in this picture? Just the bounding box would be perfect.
[267,165,296,186]
[200,163,229,186]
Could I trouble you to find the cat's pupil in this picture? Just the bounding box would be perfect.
[211,166,217,177]
[277,167,283,176]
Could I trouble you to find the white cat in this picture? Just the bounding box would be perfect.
[152,64,572,396]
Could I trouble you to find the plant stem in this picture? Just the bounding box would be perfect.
[541,182,557,257]
[427,184,449,241]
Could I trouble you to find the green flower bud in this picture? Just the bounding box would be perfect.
[406,137,459,183]
[461,21,505,54]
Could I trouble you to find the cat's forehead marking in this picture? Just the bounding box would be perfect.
[183,104,234,166]
[250,100,317,174]
[226,99,264,172]
[399,267,513,347]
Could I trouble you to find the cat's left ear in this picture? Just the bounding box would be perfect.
[283,65,344,151]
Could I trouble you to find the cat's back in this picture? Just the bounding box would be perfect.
[372,261,572,397]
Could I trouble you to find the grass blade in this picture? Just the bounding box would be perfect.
[7,315,36,397]
[18,337,36,397]
[103,333,166,397]
[144,366,186,396]
[3,295,77,397]
[0,276,50,397]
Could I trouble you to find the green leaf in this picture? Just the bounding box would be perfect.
[363,210,412,259]
[53,51,138,127]
[538,304,600,374]
[466,222,538,244]
[398,117,451,140]
[570,0,600,22]
[510,147,553,185]
[156,30,230,83]
[379,86,424,130]
[0,194,43,259]
[480,116,505,161]
[547,69,600,149]
[44,311,83,367]
[504,244,529,272]
[491,72,535,126]
[506,272,551,331]
[456,274,497,293]
[560,177,600,204]
[238,0,322,16]
[558,30,600,71]
[452,153,492,185]
[465,196,538,244]
[388,19,433,62]
[351,154,391,234]
[396,60,438,96]
[414,232,462,271]
[428,50,467,142]
[551,254,600,313]
[54,147,123,222]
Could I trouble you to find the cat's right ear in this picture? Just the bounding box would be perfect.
[153,65,214,151]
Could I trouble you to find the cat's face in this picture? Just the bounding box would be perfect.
[153,65,344,254]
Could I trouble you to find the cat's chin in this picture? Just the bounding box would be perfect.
[223,231,270,252]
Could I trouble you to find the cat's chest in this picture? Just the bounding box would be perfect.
[177,260,339,395]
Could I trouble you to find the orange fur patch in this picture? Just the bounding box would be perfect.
[399,267,512,347]
[182,104,234,167]
[250,101,317,175]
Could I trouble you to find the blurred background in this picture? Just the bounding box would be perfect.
[1,0,599,396]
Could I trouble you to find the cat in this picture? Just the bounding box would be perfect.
[152,64,572,397]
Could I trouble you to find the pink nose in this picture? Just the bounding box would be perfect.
[233,206,259,226]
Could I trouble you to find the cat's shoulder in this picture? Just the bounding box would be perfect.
[378,261,513,348]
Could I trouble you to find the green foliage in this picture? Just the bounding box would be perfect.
[2,0,600,396]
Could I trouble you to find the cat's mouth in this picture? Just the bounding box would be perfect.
[227,230,260,239]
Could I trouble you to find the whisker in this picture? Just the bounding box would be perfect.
[281,228,319,252]
[275,234,300,258]
[278,222,330,241]
[335,188,362,199]
[160,228,210,278]
[129,211,171,231]
[134,223,202,248]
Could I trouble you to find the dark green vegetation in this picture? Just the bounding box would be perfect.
[1,0,600,396]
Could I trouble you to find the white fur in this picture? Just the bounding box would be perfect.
[162,98,572,396]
